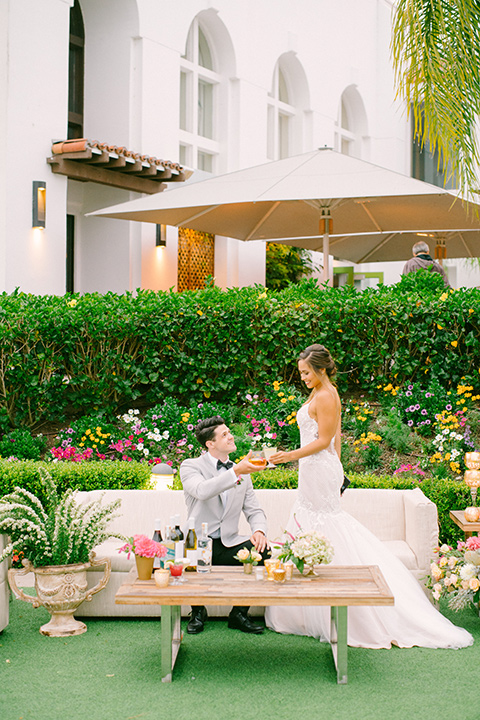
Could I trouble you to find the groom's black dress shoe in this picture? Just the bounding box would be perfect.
[187,606,208,634]
[228,611,264,634]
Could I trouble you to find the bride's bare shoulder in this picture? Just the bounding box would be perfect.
[310,386,339,416]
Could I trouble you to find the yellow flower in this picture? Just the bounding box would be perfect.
[197,310,203,316]
[288,395,295,401]
[278,392,284,397]
[280,398,287,403]
[337,329,343,333]
[440,292,448,301]
[437,324,443,330]
[258,291,267,299]
[469,309,474,314]
[85,429,91,435]
[196,378,203,384]
[451,340,458,348]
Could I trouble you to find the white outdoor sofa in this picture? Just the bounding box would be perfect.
[0,534,10,632]
[70,486,438,618]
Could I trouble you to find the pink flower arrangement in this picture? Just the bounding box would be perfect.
[118,534,167,559]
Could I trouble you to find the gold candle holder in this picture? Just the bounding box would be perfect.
[465,452,480,470]
[464,467,480,506]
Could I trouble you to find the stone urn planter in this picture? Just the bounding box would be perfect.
[8,552,111,637]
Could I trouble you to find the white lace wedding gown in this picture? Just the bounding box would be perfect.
[265,403,473,649]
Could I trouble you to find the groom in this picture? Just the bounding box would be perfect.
[180,416,270,635]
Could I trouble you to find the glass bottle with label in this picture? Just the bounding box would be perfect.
[152,519,163,570]
[197,522,212,573]
[184,517,198,571]
[162,524,176,565]
[170,514,184,561]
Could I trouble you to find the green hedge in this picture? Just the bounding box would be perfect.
[0,459,151,504]
[1,460,470,547]
[1,273,479,427]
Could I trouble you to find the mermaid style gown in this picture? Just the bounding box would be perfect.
[265,403,473,649]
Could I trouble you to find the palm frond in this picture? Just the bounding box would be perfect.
[392,0,480,198]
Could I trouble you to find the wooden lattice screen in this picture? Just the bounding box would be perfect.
[177,227,215,291]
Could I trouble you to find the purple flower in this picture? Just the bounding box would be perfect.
[421,409,428,415]
[414,404,420,411]
[446,404,452,411]
[425,420,431,425]
[405,391,412,397]
[408,420,414,426]
[407,385,413,391]
[187,424,194,431]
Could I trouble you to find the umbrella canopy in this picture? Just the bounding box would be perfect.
[277,229,480,264]
[90,148,480,277]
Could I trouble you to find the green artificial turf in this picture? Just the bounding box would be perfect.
[1,596,479,720]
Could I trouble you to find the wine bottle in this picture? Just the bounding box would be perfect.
[171,514,184,561]
[163,524,176,564]
[184,517,197,572]
[152,518,163,569]
[197,522,212,573]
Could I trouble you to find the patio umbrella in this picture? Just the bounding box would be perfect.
[90,148,480,281]
[275,229,480,264]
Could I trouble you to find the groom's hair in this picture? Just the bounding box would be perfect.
[195,416,225,448]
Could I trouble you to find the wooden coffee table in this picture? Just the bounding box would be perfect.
[115,565,393,684]
[449,510,480,538]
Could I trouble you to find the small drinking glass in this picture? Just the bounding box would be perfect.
[169,562,185,585]
[250,450,267,470]
[262,446,278,468]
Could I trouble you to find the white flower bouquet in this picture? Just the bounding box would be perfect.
[274,519,334,574]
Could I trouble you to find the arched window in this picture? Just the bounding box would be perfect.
[68,0,85,139]
[267,54,309,161]
[267,65,295,160]
[179,19,221,173]
[334,86,368,159]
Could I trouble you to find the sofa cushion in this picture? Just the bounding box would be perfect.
[340,489,406,541]
[383,540,417,570]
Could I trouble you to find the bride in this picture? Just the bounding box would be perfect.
[266,344,473,649]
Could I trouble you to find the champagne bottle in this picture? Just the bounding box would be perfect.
[170,514,184,561]
[163,524,176,564]
[152,518,163,569]
[197,522,212,573]
[184,516,197,572]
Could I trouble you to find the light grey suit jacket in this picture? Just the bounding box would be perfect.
[180,453,268,547]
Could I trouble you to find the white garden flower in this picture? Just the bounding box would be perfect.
[460,564,476,581]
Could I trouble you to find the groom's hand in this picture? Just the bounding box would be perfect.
[234,451,262,476]
[250,530,268,553]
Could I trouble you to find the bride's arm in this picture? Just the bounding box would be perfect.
[269,392,338,464]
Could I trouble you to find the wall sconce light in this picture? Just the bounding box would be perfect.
[156,224,166,247]
[32,181,46,229]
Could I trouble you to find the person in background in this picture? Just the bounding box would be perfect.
[402,240,450,287]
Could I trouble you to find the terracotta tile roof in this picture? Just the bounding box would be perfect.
[47,138,193,194]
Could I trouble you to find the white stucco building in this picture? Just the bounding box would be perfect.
[1,0,478,295]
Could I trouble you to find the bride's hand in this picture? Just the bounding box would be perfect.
[268,450,293,465]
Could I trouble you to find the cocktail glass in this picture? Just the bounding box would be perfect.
[169,563,185,585]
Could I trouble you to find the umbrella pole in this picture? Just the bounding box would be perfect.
[320,210,332,286]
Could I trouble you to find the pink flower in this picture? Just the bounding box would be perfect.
[466,536,480,551]
[119,534,167,559]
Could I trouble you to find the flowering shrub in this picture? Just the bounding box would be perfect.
[428,537,480,611]
[342,399,374,438]
[429,409,474,476]
[393,463,426,477]
[242,380,302,450]
[0,429,46,461]
[50,414,118,462]
[118,534,167,559]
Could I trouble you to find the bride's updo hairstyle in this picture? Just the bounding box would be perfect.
[298,344,337,379]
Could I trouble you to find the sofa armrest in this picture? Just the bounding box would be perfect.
[404,488,438,572]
